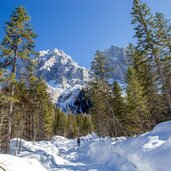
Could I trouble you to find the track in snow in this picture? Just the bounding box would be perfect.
[49,139,115,171]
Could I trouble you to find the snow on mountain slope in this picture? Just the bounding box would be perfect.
[1,120,171,171]
[36,46,127,113]
[36,48,92,112]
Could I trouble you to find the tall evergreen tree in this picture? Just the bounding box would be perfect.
[154,12,171,111]
[81,115,93,136]
[0,6,36,153]
[90,82,110,136]
[126,44,159,122]
[66,114,77,138]
[112,81,125,119]
[110,81,127,136]
[131,0,171,113]
[154,12,171,53]
[126,67,151,135]
[90,50,121,137]
[91,50,110,90]
[53,108,67,137]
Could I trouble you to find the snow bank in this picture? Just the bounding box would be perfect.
[87,121,171,171]
[8,136,77,170]
[9,139,65,169]
[0,154,46,171]
[87,137,135,171]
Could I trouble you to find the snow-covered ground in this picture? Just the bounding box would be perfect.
[1,121,171,171]
[0,154,46,171]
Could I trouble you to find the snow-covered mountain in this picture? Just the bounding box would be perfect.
[36,46,127,113]
[36,48,92,112]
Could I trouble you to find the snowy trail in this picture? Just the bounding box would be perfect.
[2,121,171,171]
[49,137,116,171]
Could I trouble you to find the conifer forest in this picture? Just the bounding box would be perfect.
[1,0,171,155]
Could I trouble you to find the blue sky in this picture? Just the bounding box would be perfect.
[0,0,171,68]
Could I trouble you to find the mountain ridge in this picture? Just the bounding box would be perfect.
[36,48,92,112]
[36,45,127,113]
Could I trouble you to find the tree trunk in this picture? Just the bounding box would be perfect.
[6,80,14,154]
[6,50,17,154]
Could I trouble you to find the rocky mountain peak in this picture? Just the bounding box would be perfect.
[36,46,127,113]
[36,48,92,112]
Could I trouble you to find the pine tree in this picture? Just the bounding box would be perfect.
[126,67,151,135]
[0,6,36,153]
[91,50,123,137]
[66,114,77,138]
[154,12,171,53]
[131,0,171,113]
[126,44,159,123]
[109,81,127,136]
[81,115,93,135]
[76,114,93,136]
[53,108,67,137]
[154,12,171,116]
[112,81,125,119]
[75,114,83,136]
[0,88,9,152]
[0,66,8,151]
[90,81,110,136]
[34,80,52,140]
[43,103,54,139]
[91,50,110,90]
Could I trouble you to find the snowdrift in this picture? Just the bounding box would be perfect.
[0,121,171,171]
[0,154,46,171]
[88,121,171,171]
